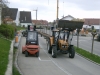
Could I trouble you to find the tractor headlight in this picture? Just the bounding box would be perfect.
[62,45,67,48]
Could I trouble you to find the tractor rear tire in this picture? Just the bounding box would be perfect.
[69,46,75,58]
[36,52,39,57]
[47,40,52,54]
[52,46,57,58]
[25,51,29,57]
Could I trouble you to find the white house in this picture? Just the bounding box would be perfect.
[19,11,32,27]
[61,15,75,20]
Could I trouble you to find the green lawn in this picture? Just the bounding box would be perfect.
[0,33,5,38]
[16,26,26,31]
[0,38,11,75]
[75,47,100,64]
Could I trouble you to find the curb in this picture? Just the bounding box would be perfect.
[14,36,24,75]
[5,40,14,75]
[76,52,100,66]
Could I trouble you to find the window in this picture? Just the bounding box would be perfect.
[28,32,36,40]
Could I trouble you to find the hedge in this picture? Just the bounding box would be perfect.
[0,24,16,39]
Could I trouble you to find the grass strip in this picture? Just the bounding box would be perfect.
[0,38,11,75]
[75,46,100,64]
[13,48,21,75]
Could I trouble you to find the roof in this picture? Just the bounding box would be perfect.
[20,11,32,23]
[61,15,75,20]
[32,20,48,25]
[84,18,100,25]
[2,8,18,20]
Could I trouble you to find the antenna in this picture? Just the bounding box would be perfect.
[48,0,49,5]
[63,0,64,18]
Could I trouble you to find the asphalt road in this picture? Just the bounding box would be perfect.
[72,36,100,56]
[38,29,100,56]
[17,35,100,75]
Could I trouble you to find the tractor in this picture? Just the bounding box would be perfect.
[47,20,84,58]
[22,25,39,57]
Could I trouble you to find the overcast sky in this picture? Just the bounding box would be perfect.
[8,0,100,22]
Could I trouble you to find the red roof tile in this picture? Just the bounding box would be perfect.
[84,18,100,25]
[32,20,48,25]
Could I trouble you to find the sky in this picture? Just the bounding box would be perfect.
[8,0,100,22]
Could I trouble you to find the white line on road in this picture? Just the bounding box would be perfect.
[38,57,51,61]
[39,41,72,75]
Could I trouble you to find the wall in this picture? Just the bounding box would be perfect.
[15,11,19,26]
[83,25,100,29]
[20,23,32,27]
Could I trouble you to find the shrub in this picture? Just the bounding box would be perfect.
[0,24,16,39]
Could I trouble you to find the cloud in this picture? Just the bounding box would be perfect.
[64,0,100,11]
[8,0,100,22]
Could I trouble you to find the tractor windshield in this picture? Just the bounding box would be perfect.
[59,31,68,40]
[28,32,36,40]
[59,32,64,39]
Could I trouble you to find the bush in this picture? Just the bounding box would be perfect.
[0,24,16,39]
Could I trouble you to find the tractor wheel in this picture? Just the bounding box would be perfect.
[47,41,52,54]
[69,46,75,58]
[52,46,57,58]
[22,51,25,54]
[25,51,29,57]
[41,34,42,37]
[36,52,39,57]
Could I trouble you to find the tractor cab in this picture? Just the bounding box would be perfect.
[26,31,38,45]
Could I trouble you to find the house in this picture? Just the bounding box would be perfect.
[61,15,75,20]
[83,18,100,32]
[2,8,18,25]
[3,16,13,24]
[19,11,32,27]
[32,20,48,27]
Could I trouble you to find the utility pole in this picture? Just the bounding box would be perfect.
[56,0,59,28]
[33,8,38,25]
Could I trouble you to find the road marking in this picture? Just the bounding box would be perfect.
[43,49,72,75]
[39,40,72,75]
[38,57,51,61]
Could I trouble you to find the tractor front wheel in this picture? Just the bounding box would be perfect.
[22,51,25,54]
[47,40,52,54]
[36,52,39,57]
[69,46,75,58]
[25,51,29,57]
[52,46,57,58]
